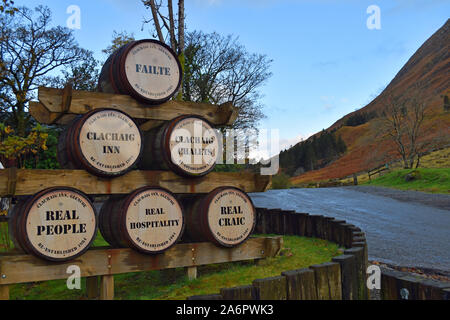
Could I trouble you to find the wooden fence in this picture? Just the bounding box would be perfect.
[188,207,370,300]
[189,208,450,300]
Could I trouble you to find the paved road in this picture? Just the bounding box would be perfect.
[249,187,450,272]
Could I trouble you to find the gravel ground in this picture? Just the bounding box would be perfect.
[250,187,450,272]
[347,186,450,211]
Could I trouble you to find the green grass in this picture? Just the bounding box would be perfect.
[364,168,450,194]
[9,234,340,300]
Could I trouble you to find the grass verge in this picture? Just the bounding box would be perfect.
[364,168,450,194]
[9,234,340,300]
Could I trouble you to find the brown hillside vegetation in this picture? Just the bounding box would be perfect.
[291,19,450,184]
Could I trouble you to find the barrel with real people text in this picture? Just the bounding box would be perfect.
[182,186,256,248]
[138,115,219,178]
[8,187,98,262]
[98,187,185,254]
[57,108,143,178]
[98,39,183,104]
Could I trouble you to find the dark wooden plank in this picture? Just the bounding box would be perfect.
[417,279,450,300]
[332,254,358,300]
[344,247,367,300]
[252,276,287,300]
[309,262,342,300]
[380,267,402,300]
[281,268,317,300]
[220,285,257,300]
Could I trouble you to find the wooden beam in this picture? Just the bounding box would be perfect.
[0,236,282,285]
[35,87,238,126]
[0,169,271,197]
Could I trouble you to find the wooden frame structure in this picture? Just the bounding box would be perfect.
[0,236,282,300]
[0,86,276,300]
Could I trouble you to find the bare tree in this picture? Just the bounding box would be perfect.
[0,5,92,135]
[382,89,427,169]
[142,0,184,54]
[184,31,272,131]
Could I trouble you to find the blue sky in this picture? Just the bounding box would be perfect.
[14,0,450,150]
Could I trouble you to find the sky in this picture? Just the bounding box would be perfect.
[13,0,450,152]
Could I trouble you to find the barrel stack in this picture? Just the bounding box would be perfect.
[9,39,256,262]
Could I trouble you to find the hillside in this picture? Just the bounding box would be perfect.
[289,19,450,184]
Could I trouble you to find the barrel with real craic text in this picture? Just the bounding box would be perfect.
[183,186,257,247]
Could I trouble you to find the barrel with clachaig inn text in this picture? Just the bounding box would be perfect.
[99,187,185,254]
[8,187,98,262]
[57,108,143,178]
[183,187,256,248]
[98,39,182,104]
[138,115,219,178]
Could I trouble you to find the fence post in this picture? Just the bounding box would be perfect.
[309,262,342,300]
[187,266,197,280]
[86,276,99,300]
[100,275,114,300]
[0,284,9,300]
[252,276,287,300]
[220,285,257,300]
[332,254,358,300]
[281,268,317,300]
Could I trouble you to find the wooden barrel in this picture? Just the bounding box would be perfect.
[183,187,256,247]
[8,187,97,262]
[98,39,182,104]
[99,187,185,254]
[138,115,219,177]
[58,108,143,178]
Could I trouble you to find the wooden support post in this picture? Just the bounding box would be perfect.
[0,285,9,300]
[86,276,99,300]
[187,266,197,280]
[100,275,114,300]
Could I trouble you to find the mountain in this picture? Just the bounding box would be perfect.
[287,19,450,184]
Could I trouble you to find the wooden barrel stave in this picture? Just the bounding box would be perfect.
[98,195,125,248]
